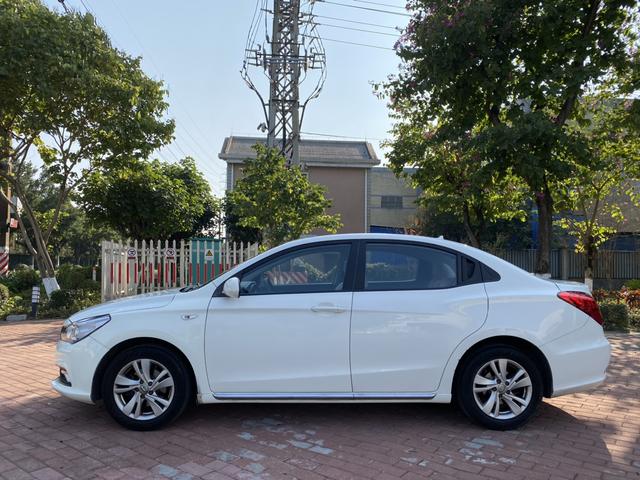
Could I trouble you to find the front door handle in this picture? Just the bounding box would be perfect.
[311,304,347,314]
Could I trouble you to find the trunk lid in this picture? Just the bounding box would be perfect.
[551,280,591,295]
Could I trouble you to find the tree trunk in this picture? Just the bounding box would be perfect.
[534,184,554,275]
[1,133,60,295]
[13,184,59,294]
[584,235,596,291]
[462,202,482,249]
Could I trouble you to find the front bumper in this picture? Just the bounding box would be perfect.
[543,320,611,397]
[51,336,108,404]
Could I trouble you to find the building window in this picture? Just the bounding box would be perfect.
[381,195,403,209]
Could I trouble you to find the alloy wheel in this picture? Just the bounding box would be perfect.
[472,358,533,420]
[113,358,175,420]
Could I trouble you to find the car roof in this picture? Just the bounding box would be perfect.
[284,233,459,249]
[228,233,535,286]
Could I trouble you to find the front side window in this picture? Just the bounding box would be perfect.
[240,244,351,295]
[365,243,457,291]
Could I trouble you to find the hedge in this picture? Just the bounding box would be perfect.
[599,301,630,332]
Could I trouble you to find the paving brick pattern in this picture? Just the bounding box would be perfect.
[0,320,638,480]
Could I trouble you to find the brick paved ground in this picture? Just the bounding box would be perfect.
[0,320,638,480]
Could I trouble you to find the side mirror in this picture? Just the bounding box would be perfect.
[222,277,240,299]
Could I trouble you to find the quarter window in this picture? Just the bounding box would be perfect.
[365,243,457,291]
[240,244,351,295]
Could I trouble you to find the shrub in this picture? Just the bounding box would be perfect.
[41,289,100,318]
[0,265,40,294]
[624,279,640,290]
[0,296,26,320]
[0,283,9,302]
[593,289,621,303]
[57,264,99,291]
[621,289,640,310]
[599,301,630,332]
[629,310,640,330]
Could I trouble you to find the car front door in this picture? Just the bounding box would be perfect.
[350,241,488,394]
[206,242,355,396]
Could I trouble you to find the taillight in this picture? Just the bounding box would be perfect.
[557,291,603,325]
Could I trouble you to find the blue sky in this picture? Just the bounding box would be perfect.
[42,0,408,196]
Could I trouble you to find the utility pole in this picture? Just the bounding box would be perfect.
[267,0,302,166]
[243,0,326,168]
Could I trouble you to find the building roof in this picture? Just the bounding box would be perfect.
[371,166,417,175]
[219,136,380,168]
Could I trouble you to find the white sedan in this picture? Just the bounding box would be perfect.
[52,234,610,431]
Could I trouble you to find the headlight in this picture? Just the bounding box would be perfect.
[60,314,111,344]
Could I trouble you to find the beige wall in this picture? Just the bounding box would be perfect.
[308,167,366,234]
[228,163,367,234]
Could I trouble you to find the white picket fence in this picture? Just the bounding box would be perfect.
[101,239,260,301]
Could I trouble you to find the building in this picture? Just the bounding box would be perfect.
[368,167,421,233]
[219,136,380,233]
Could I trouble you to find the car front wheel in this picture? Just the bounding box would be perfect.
[457,346,543,430]
[101,346,192,430]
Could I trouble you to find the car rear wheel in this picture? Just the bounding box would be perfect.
[101,346,192,430]
[457,346,542,430]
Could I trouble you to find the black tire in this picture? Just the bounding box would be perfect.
[101,345,192,431]
[456,346,543,430]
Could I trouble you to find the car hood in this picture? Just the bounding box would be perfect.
[68,289,179,322]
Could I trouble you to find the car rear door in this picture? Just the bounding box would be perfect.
[206,241,356,396]
[350,241,488,394]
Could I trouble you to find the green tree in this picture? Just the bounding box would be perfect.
[382,0,639,273]
[55,207,116,265]
[224,199,262,244]
[226,145,342,248]
[0,0,173,293]
[557,97,640,282]
[15,162,117,266]
[386,123,527,248]
[416,204,533,249]
[81,157,221,240]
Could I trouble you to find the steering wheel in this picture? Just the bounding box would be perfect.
[256,272,275,293]
[241,280,257,294]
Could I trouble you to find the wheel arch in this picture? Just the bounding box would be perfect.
[91,337,198,403]
[452,336,553,398]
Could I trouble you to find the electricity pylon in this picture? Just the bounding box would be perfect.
[243,0,326,167]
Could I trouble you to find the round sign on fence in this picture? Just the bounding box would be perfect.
[127,248,137,259]
[165,248,176,259]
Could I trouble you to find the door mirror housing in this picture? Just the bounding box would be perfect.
[222,277,240,299]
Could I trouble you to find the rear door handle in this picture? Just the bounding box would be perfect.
[311,304,347,314]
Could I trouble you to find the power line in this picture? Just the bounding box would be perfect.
[317,22,400,37]
[302,130,386,142]
[314,0,412,17]
[105,0,227,180]
[161,144,181,163]
[350,0,407,9]
[302,34,395,51]
[313,14,399,30]
[245,0,263,51]
[78,0,92,15]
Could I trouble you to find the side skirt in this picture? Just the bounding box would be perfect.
[211,392,437,400]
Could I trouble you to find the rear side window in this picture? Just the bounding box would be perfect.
[364,243,458,291]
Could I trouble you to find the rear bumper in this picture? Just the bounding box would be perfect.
[543,321,611,397]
